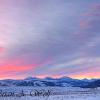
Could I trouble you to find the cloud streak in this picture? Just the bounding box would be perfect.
[0,0,100,79]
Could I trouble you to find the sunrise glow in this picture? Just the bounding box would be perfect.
[0,0,100,79]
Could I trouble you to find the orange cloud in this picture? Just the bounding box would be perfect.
[70,72,100,79]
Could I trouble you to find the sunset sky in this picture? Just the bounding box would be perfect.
[0,0,100,79]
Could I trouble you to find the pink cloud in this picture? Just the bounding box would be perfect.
[91,3,100,9]
[0,47,6,53]
[0,57,38,79]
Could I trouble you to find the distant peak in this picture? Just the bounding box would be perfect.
[59,76,72,79]
[24,77,38,80]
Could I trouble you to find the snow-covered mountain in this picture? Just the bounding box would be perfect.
[0,77,99,88]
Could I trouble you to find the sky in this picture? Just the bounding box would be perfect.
[0,0,100,79]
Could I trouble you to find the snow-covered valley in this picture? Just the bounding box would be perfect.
[0,87,100,100]
[0,77,100,100]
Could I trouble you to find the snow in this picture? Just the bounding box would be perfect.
[0,87,99,100]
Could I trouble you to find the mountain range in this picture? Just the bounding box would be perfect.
[0,77,100,88]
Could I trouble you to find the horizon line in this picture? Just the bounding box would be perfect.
[0,76,99,80]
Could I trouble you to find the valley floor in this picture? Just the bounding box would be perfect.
[0,87,100,100]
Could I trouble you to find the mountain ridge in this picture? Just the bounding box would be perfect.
[0,76,99,88]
